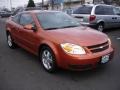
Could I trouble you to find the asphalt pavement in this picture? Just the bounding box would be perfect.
[0,18,120,90]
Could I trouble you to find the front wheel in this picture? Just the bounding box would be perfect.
[97,23,104,32]
[39,46,57,73]
[7,33,16,48]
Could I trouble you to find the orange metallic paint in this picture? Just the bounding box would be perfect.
[6,11,114,70]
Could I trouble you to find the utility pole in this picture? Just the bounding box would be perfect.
[93,0,94,4]
[42,0,44,8]
[10,0,12,11]
[69,0,72,9]
[51,0,54,10]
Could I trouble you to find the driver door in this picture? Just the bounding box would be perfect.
[18,13,39,54]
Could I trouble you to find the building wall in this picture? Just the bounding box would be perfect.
[64,0,82,2]
[94,0,104,4]
[63,0,85,9]
[85,0,93,3]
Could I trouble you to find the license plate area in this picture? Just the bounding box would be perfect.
[101,54,110,64]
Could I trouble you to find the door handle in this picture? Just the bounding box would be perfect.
[112,17,115,19]
[112,17,117,19]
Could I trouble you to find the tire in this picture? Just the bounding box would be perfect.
[97,23,104,32]
[7,33,16,49]
[39,46,57,73]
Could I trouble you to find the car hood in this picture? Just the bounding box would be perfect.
[46,26,108,47]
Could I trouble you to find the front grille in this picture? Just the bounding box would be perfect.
[87,41,109,53]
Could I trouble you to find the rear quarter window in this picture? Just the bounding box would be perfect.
[73,5,93,14]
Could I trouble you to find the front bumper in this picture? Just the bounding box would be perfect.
[57,47,114,70]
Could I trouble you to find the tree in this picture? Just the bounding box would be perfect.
[27,0,35,7]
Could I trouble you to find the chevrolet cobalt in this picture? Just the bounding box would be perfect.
[6,10,114,72]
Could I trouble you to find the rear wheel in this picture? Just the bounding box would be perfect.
[7,33,16,49]
[97,23,104,32]
[39,46,57,73]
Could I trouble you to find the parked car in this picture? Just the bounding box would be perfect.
[63,8,74,15]
[0,11,12,17]
[72,4,120,32]
[12,7,25,16]
[6,10,114,72]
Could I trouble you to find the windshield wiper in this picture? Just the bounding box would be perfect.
[61,25,78,29]
[44,25,79,30]
[44,27,60,30]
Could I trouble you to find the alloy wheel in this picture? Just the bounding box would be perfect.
[97,24,104,32]
[7,34,13,47]
[41,49,54,70]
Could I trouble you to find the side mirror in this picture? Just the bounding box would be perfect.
[24,24,37,32]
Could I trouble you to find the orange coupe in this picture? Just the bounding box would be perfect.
[6,10,114,72]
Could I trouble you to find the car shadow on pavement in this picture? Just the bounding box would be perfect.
[53,64,110,80]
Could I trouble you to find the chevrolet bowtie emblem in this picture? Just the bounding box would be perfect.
[99,46,104,49]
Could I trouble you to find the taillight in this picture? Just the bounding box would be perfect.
[89,15,96,22]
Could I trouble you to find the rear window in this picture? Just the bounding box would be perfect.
[73,5,93,14]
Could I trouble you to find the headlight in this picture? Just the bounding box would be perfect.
[60,43,86,55]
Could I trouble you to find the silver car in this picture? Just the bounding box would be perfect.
[72,4,120,32]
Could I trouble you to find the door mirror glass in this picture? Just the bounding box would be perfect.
[24,24,37,32]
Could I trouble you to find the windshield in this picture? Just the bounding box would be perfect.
[37,12,80,30]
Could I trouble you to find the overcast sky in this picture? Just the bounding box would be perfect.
[0,0,46,9]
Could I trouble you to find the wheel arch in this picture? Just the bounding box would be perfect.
[97,20,105,26]
[38,41,60,66]
[6,27,11,35]
[6,30,10,35]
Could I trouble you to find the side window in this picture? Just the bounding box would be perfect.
[12,14,20,23]
[104,6,114,15]
[95,6,105,15]
[95,6,114,15]
[20,13,34,26]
